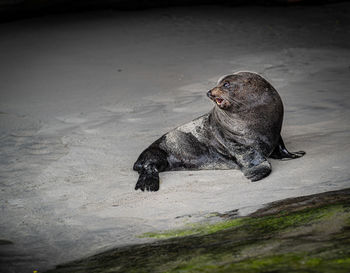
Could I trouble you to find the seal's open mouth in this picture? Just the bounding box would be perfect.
[215,98,224,105]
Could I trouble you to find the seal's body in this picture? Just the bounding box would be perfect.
[134,72,305,191]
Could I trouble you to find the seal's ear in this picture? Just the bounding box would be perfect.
[243,78,252,85]
[217,74,231,85]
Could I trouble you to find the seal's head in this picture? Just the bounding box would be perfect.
[207,71,280,113]
[207,71,284,154]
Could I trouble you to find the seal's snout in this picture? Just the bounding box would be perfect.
[207,90,212,98]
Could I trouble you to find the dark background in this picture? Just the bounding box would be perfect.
[0,0,346,22]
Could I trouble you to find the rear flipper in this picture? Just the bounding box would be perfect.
[269,135,305,160]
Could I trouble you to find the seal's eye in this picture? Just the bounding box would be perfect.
[223,82,230,89]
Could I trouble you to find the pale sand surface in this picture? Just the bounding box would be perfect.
[0,4,350,272]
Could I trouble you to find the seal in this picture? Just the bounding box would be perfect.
[133,71,305,191]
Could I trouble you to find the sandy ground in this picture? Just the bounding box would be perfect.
[0,3,350,273]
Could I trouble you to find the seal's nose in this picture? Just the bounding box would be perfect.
[207,90,212,97]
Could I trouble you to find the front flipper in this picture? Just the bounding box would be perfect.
[243,160,271,182]
[269,135,305,160]
[135,167,160,192]
[238,148,272,182]
[213,131,272,182]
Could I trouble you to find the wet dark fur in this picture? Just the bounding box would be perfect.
[134,72,305,191]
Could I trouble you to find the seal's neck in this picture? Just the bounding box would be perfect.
[210,106,248,139]
[211,105,241,124]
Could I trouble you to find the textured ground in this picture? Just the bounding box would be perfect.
[0,3,350,273]
[45,188,350,273]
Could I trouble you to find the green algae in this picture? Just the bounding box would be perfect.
[141,204,347,239]
[46,188,350,273]
[140,218,245,239]
[164,252,350,273]
[243,204,347,234]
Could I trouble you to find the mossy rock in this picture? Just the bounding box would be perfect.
[46,188,350,273]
